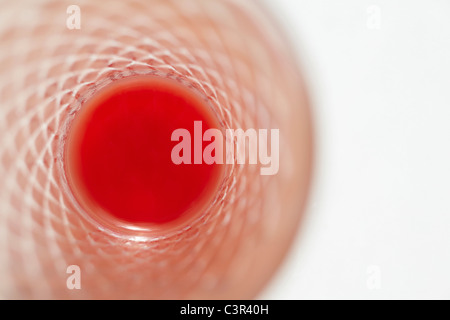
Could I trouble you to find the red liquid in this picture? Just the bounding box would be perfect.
[65,76,223,226]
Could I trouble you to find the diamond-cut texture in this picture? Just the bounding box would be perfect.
[0,0,312,299]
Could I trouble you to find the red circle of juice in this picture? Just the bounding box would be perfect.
[65,76,224,227]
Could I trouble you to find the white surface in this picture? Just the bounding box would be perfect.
[260,0,450,299]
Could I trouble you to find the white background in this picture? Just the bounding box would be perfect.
[260,0,450,299]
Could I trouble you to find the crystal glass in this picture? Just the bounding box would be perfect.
[0,0,313,299]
